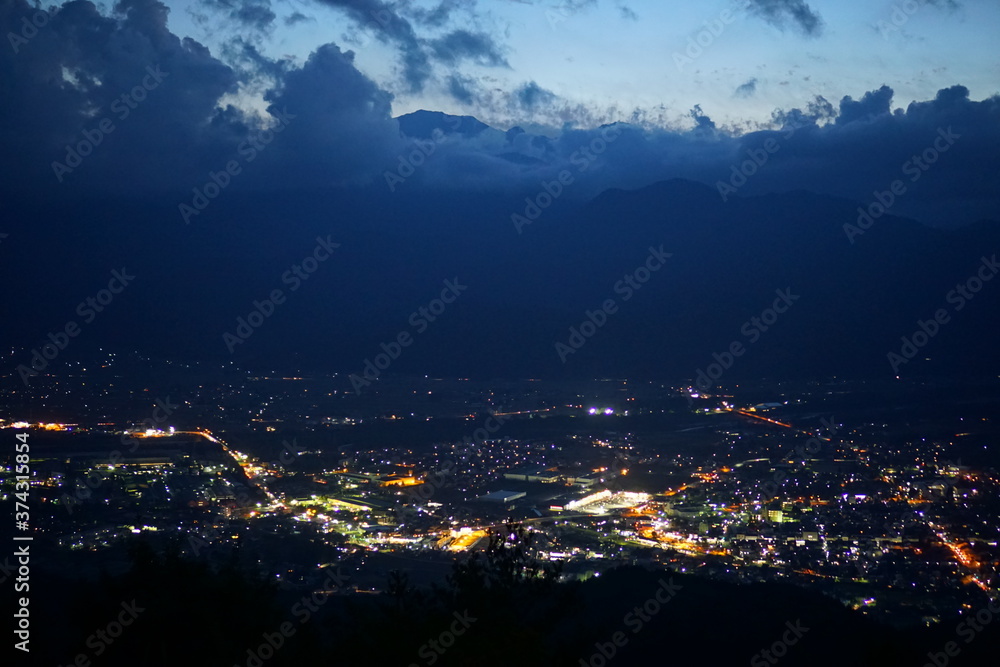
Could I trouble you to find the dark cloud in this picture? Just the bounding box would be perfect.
[221,37,290,84]
[733,84,999,224]
[0,0,403,198]
[404,0,473,27]
[202,0,276,32]
[836,85,893,125]
[313,0,432,91]
[285,11,313,26]
[314,0,504,92]
[260,43,403,187]
[616,3,638,21]
[516,81,556,109]
[771,94,835,127]
[735,78,758,98]
[429,29,508,67]
[926,0,961,8]
[446,73,479,104]
[400,84,999,227]
[0,0,240,194]
[2,1,997,229]
[690,104,717,133]
[745,0,823,36]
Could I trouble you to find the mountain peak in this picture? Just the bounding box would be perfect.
[395,110,491,140]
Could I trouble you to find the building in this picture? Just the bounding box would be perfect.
[477,490,527,504]
[504,466,560,483]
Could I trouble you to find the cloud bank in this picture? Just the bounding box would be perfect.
[2,0,998,227]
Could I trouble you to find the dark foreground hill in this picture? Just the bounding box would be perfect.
[14,532,1000,667]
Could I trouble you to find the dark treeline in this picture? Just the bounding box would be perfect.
[18,523,1000,667]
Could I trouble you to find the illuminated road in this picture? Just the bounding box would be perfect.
[518,513,611,523]
[732,409,793,429]
[182,430,280,507]
[929,522,991,593]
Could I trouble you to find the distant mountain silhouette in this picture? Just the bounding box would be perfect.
[3,174,999,384]
[396,110,491,140]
